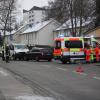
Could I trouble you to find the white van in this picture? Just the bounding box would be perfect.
[9,43,29,60]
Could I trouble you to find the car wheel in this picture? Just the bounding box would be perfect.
[35,56,39,61]
[13,56,16,60]
[48,59,52,62]
[26,58,29,61]
[62,60,67,64]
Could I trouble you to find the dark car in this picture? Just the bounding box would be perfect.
[24,47,53,61]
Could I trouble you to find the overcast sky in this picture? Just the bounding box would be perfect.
[18,0,50,10]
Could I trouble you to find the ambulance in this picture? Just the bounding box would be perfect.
[53,37,100,64]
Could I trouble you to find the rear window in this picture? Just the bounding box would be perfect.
[65,40,83,48]
[55,41,61,49]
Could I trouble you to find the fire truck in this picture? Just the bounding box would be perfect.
[53,37,100,64]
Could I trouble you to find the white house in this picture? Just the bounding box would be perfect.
[20,19,60,46]
[4,24,30,44]
[54,18,91,38]
[23,6,46,25]
[4,30,16,44]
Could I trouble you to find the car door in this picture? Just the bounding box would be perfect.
[33,49,41,59]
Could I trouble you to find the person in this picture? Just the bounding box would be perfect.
[5,45,10,63]
[90,46,94,63]
[94,44,100,62]
[84,45,91,63]
[2,45,5,61]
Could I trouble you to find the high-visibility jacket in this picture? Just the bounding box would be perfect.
[84,49,91,62]
[94,47,99,61]
[89,48,94,61]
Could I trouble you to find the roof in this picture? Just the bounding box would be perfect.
[56,18,91,31]
[5,30,16,36]
[23,9,28,13]
[30,6,45,11]
[22,20,53,34]
[84,26,100,34]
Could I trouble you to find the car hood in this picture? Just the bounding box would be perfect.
[15,49,29,53]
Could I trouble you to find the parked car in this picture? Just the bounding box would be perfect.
[24,47,53,61]
[9,43,29,60]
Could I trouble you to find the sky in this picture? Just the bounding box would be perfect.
[18,0,50,10]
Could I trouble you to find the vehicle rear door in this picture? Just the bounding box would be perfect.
[68,39,84,60]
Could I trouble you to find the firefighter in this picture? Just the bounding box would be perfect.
[84,45,91,63]
[94,44,100,62]
[2,45,5,61]
[90,45,94,63]
[5,45,10,63]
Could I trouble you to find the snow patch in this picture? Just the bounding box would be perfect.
[0,68,9,76]
[15,95,54,100]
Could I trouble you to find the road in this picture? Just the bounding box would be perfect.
[0,59,100,100]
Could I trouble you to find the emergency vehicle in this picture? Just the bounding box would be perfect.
[53,37,100,64]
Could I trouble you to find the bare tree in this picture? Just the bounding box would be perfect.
[0,0,16,42]
[95,0,100,27]
[47,0,95,36]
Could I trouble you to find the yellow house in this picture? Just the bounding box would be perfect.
[85,26,100,43]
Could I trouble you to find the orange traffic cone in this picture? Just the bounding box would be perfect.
[76,67,84,73]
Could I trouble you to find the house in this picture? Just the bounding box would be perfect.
[20,19,60,46]
[4,24,30,44]
[5,30,16,44]
[23,6,46,25]
[84,26,100,43]
[54,18,91,38]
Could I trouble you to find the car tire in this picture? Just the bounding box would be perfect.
[23,56,28,61]
[13,56,16,60]
[62,60,67,64]
[48,59,52,62]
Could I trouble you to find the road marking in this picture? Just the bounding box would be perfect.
[93,77,100,80]
[56,67,68,71]
[72,71,88,76]
[0,68,9,76]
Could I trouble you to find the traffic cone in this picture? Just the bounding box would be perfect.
[76,67,84,73]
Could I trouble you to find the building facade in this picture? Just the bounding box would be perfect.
[54,18,91,38]
[20,19,60,46]
[23,6,46,25]
[84,26,100,43]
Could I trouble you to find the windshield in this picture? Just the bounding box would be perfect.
[14,45,28,49]
[65,40,83,48]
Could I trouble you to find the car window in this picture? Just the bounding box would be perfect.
[31,49,40,52]
[93,41,100,48]
[65,40,83,48]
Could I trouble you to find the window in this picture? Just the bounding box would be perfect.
[65,41,70,48]
[31,49,40,52]
[93,41,100,48]
[65,40,83,48]
[55,41,61,49]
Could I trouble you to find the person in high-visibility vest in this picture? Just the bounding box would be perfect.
[84,46,91,63]
[90,46,94,63]
[94,45,100,62]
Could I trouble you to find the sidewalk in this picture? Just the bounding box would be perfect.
[0,66,55,100]
[0,67,34,100]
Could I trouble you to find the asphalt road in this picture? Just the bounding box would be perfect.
[0,59,100,100]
